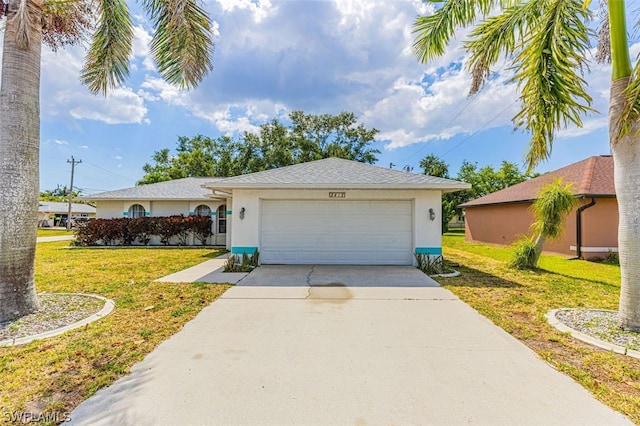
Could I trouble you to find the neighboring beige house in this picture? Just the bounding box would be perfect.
[460,155,617,259]
[448,213,465,229]
[38,201,96,227]
[86,158,471,263]
[205,158,470,265]
[83,177,228,245]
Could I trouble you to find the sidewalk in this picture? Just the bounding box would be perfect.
[155,254,248,284]
[36,235,74,243]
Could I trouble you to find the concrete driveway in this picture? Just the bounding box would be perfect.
[69,266,631,425]
[237,264,440,287]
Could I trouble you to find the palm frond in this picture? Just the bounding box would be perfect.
[11,0,40,49]
[42,0,94,51]
[464,0,545,95]
[531,178,577,240]
[80,0,133,95]
[595,0,610,64]
[143,0,214,89]
[412,0,496,64]
[511,0,594,171]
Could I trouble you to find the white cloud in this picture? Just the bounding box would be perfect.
[215,0,275,22]
[132,24,155,71]
[38,39,149,126]
[68,87,148,125]
[54,139,69,146]
[114,155,123,160]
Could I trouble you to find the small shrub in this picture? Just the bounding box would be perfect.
[589,250,620,266]
[415,253,451,275]
[509,237,538,269]
[224,252,260,272]
[73,215,213,247]
[188,215,212,245]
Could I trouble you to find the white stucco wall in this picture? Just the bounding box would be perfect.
[150,201,190,217]
[229,189,443,258]
[96,201,125,218]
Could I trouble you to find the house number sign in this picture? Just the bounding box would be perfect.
[329,192,346,198]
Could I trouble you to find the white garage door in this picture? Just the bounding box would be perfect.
[260,200,413,265]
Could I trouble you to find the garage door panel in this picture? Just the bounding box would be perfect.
[260,200,413,265]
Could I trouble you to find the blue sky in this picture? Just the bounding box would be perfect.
[1,0,627,193]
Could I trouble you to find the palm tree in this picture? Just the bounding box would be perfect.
[0,0,214,321]
[510,179,577,269]
[413,0,640,330]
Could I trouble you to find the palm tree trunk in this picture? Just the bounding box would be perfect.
[611,78,640,331]
[532,233,545,269]
[607,0,640,331]
[0,0,43,321]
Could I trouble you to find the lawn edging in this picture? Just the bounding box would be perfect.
[0,294,115,347]
[546,309,640,360]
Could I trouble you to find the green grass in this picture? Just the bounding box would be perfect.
[440,232,640,423]
[37,229,74,237]
[0,242,230,422]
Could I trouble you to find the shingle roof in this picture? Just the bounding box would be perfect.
[206,158,470,192]
[83,177,223,201]
[39,202,96,214]
[460,155,615,208]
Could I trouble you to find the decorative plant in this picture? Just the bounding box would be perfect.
[224,252,260,272]
[415,253,451,275]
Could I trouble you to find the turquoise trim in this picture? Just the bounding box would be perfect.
[122,212,128,217]
[415,247,442,255]
[145,212,151,217]
[226,210,232,215]
[231,246,258,255]
[189,211,195,216]
[211,211,216,216]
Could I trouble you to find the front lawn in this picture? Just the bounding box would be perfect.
[0,242,230,420]
[441,233,640,423]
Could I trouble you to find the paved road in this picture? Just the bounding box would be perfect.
[68,267,631,425]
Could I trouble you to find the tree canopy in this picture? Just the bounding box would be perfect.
[138,111,380,184]
[419,154,533,232]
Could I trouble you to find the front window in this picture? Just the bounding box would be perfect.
[128,204,146,218]
[194,205,211,216]
[217,205,227,234]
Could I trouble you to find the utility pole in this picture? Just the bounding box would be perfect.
[66,156,82,230]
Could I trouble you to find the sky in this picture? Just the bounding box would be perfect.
[1,0,632,194]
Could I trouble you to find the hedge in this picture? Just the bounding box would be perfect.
[73,215,213,246]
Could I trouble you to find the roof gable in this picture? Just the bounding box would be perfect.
[460,155,615,208]
[205,158,470,191]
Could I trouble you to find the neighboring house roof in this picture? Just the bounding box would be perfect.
[82,177,224,201]
[205,158,471,192]
[460,155,615,208]
[39,202,96,214]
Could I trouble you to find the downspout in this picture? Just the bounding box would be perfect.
[576,197,596,259]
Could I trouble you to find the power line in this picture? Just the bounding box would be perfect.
[400,94,481,164]
[82,161,137,182]
[439,99,518,159]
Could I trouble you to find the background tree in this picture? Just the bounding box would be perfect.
[420,154,531,233]
[138,111,380,184]
[0,0,214,321]
[510,180,577,269]
[413,1,640,330]
[40,185,81,202]
[420,154,455,232]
